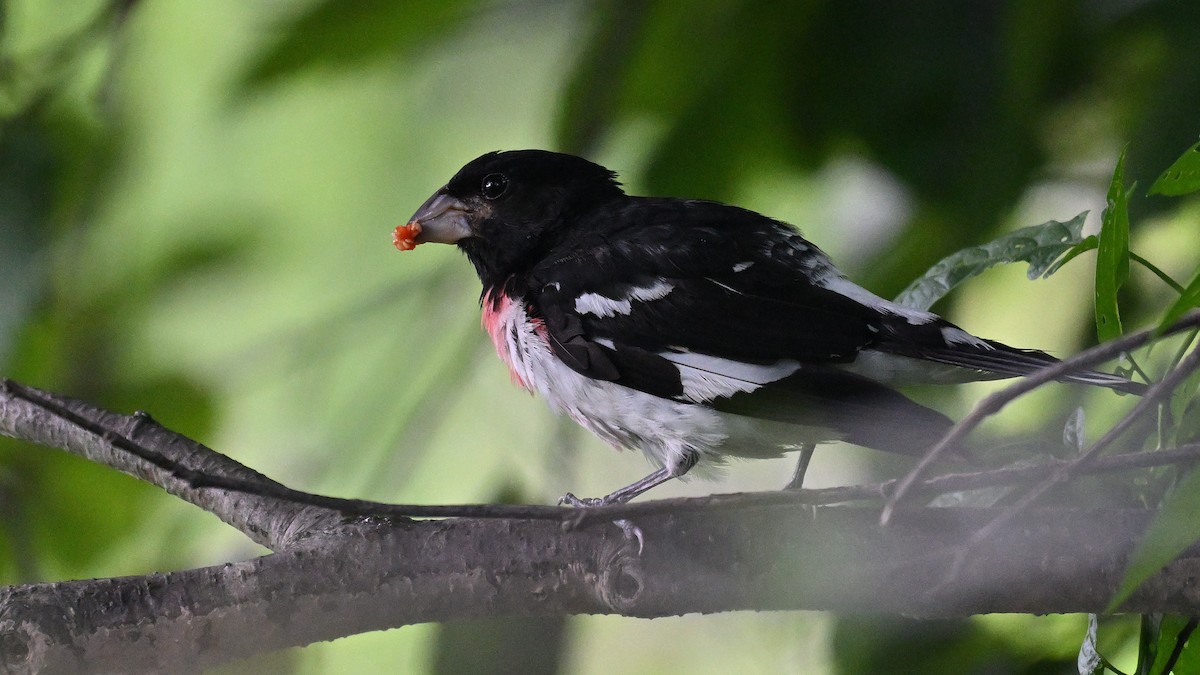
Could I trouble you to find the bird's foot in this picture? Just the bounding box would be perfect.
[558,493,644,554]
[557,492,608,508]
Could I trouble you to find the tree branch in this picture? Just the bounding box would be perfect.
[4,379,1200,672]
[3,503,1199,673]
[0,379,345,550]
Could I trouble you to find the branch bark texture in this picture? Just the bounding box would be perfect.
[1,380,1196,673]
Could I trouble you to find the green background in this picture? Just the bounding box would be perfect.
[3,1,1199,672]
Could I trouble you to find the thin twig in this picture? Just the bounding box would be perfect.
[882,310,1200,525]
[935,345,1200,586]
[570,443,1200,525]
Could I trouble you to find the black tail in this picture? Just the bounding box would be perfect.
[893,338,1148,395]
[874,316,1147,395]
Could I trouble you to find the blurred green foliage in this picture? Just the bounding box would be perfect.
[3,0,1200,672]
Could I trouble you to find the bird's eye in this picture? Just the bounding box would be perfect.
[480,173,509,200]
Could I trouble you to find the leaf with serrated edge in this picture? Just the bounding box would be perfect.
[895,212,1088,310]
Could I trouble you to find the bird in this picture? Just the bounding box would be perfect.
[394,149,1145,506]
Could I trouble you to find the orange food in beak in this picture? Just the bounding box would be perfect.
[393,221,423,251]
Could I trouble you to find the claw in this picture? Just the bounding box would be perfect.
[614,519,644,554]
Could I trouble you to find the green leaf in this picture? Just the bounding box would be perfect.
[1157,267,1200,336]
[1139,614,1162,675]
[894,212,1088,310]
[1110,465,1200,611]
[1148,615,1198,675]
[1149,139,1200,197]
[1173,623,1200,675]
[238,0,477,90]
[1096,150,1131,343]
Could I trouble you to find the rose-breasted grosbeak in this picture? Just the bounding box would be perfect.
[397,150,1144,505]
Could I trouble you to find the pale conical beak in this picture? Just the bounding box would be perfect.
[394,187,473,251]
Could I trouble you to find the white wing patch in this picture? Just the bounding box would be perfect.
[732,261,755,273]
[574,293,634,318]
[661,350,802,403]
[573,280,675,318]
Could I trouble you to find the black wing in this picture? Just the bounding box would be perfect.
[530,197,885,364]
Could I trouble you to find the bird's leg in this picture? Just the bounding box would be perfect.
[783,442,816,490]
[560,449,700,507]
[559,451,700,554]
